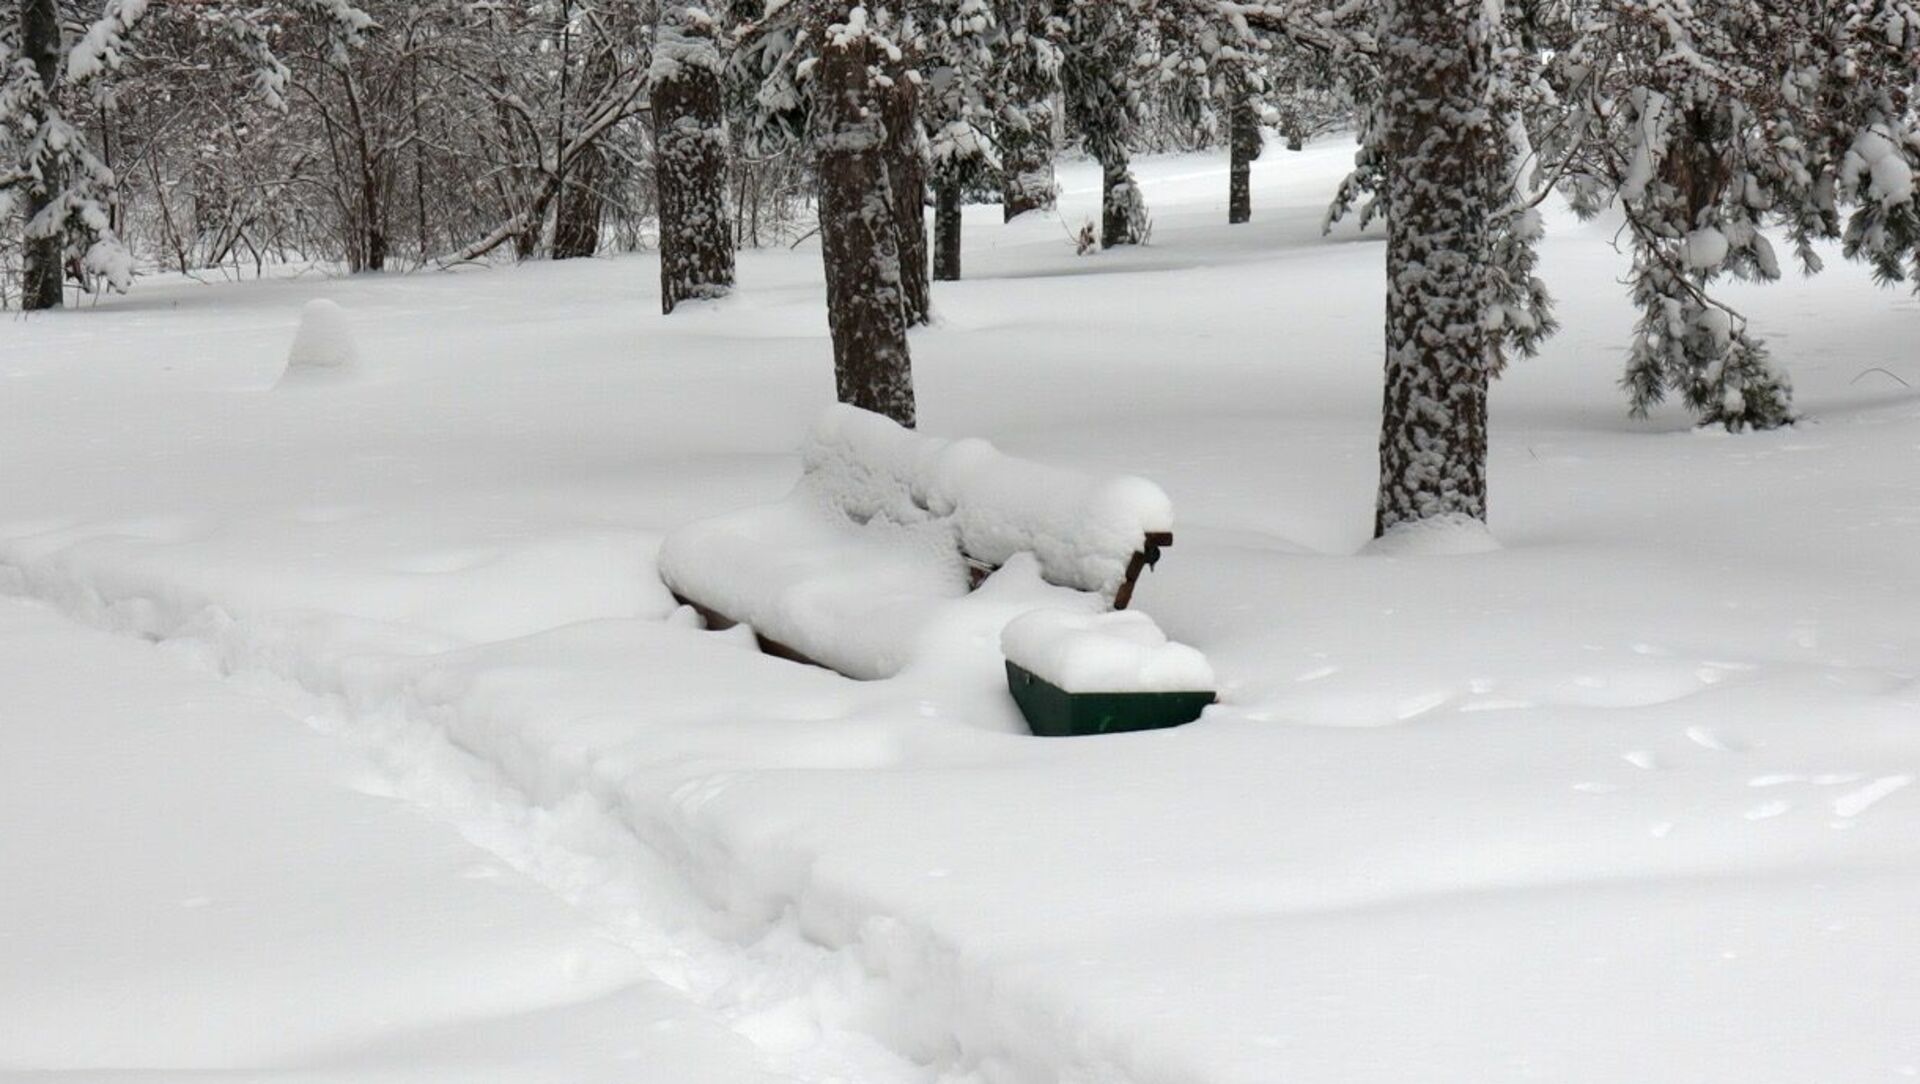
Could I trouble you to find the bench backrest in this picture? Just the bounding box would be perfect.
[800,405,1173,606]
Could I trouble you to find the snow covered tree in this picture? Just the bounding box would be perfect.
[1529,0,1920,430]
[14,0,64,309]
[653,2,735,312]
[1059,0,1150,247]
[1,0,381,299]
[993,0,1059,222]
[1373,0,1504,536]
[1147,0,1271,224]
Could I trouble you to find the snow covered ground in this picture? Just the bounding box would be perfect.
[2,140,1918,1082]
[0,594,779,1081]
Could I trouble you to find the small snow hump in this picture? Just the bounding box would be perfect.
[280,299,360,383]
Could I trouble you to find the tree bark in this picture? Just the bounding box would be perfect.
[883,66,930,325]
[555,30,618,261]
[552,144,606,260]
[21,0,64,311]
[1100,155,1144,248]
[1228,86,1261,225]
[652,3,735,313]
[1374,0,1498,537]
[933,178,962,281]
[365,222,389,272]
[814,23,915,427]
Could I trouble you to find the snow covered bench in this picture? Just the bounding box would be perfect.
[657,404,1174,680]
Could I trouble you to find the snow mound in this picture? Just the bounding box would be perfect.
[1362,513,1502,556]
[280,299,361,383]
[801,404,1173,597]
[658,406,1175,680]
[1001,607,1215,693]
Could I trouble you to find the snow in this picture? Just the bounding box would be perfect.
[2,140,1919,1082]
[0,595,779,1082]
[281,297,361,381]
[804,403,1174,596]
[1001,607,1215,692]
[1681,224,1730,270]
[1362,510,1503,555]
[67,0,152,84]
[1845,126,1916,207]
[657,404,1174,678]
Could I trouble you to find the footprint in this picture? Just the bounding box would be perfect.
[1622,750,1661,771]
[1744,800,1792,821]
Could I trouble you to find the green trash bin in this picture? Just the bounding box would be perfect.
[1006,660,1214,737]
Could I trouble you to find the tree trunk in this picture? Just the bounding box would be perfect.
[1228,87,1261,225]
[552,144,606,260]
[21,0,64,311]
[933,178,962,281]
[814,24,915,427]
[365,223,389,273]
[652,3,735,313]
[883,63,930,325]
[512,216,542,260]
[1100,155,1144,248]
[1373,0,1497,537]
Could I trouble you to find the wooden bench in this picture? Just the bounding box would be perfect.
[657,405,1174,680]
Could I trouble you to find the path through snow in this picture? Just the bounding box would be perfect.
[0,595,784,1082]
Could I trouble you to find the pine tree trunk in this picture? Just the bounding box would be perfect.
[884,72,930,325]
[933,178,962,281]
[814,25,915,427]
[21,0,64,311]
[1100,156,1144,248]
[1228,88,1260,225]
[1374,0,1497,537]
[652,3,735,314]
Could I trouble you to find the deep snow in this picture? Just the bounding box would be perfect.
[2,139,1917,1082]
[0,595,779,1081]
